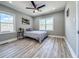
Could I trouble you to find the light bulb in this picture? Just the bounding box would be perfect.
[34,10,38,13]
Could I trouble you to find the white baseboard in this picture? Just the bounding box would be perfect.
[64,37,77,58]
[0,38,17,45]
[48,35,64,38]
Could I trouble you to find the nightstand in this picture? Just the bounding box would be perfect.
[17,28,24,39]
[17,31,24,39]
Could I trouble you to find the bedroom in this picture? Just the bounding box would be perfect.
[0,1,79,58]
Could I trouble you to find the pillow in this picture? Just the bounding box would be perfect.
[29,28,33,31]
[26,28,33,31]
[26,28,30,31]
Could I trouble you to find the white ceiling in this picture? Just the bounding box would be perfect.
[0,1,66,17]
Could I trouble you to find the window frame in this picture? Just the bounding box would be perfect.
[39,16,54,31]
[0,11,16,34]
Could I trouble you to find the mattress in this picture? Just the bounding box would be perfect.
[24,31,48,43]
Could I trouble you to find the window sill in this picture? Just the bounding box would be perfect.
[0,32,16,34]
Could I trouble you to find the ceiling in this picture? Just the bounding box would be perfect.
[0,1,66,17]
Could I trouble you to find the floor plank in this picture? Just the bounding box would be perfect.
[0,37,72,58]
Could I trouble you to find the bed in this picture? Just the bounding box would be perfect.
[24,30,48,43]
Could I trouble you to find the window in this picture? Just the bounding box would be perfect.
[39,16,53,31]
[0,12,15,33]
[39,19,45,30]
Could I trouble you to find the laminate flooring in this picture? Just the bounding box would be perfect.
[0,37,72,58]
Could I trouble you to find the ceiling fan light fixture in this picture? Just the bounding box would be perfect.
[26,1,45,13]
[39,10,42,12]
[33,9,38,13]
[35,10,38,12]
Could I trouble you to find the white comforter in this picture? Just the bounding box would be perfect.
[24,31,48,43]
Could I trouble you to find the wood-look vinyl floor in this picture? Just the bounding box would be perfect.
[0,37,72,58]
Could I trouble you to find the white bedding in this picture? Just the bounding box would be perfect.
[24,31,48,43]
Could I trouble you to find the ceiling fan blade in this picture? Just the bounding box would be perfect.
[31,1,36,8]
[26,7,35,9]
[37,5,45,9]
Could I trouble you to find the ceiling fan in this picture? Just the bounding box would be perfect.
[26,1,45,13]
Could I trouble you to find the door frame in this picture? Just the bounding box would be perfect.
[76,1,79,57]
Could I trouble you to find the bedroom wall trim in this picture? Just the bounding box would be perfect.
[48,35,64,38]
[0,38,17,45]
[64,37,77,58]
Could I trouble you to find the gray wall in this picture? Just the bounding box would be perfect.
[65,1,77,55]
[77,1,79,57]
[0,5,33,42]
[33,11,65,36]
